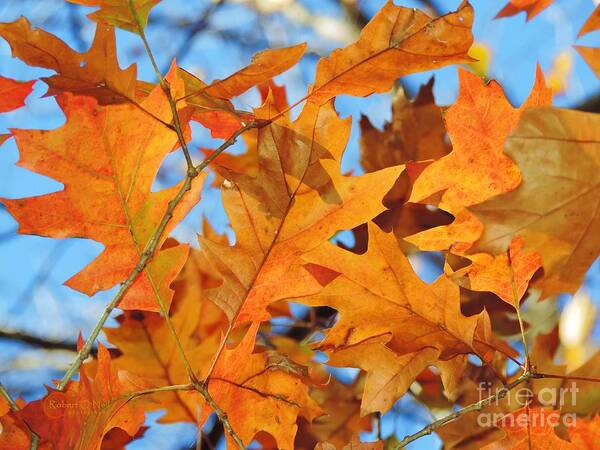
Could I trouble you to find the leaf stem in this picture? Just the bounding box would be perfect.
[130,0,196,172]
[507,249,530,372]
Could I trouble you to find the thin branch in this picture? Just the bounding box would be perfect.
[532,372,600,383]
[130,0,196,172]
[194,382,245,449]
[163,0,226,73]
[57,121,260,391]
[393,371,530,449]
[392,369,600,448]
[0,328,88,354]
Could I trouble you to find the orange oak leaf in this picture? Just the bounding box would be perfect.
[204,44,306,100]
[495,0,554,21]
[304,378,371,448]
[137,67,246,140]
[104,248,226,423]
[301,224,496,414]
[569,414,600,449]
[410,66,551,216]
[576,46,600,78]
[0,397,48,450]
[578,4,600,38]
[200,92,403,327]
[406,66,551,252]
[471,107,600,298]
[0,18,137,105]
[453,236,542,306]
[201,322,322,449]
[18,342,145,450]
[2,68,204,310]
[66,0,161,34]
[307,1,474,105]
[481,407,582,449]
[0,75,34,113]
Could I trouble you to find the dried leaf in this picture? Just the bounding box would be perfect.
[471,107,600,297]
[2,67,203,310]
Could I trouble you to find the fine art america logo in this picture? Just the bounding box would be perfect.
[476,381,579,428]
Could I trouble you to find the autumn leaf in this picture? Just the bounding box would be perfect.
[481,407,579,449]
[200,92,403,327]
[0,75,34,113]
[409,66,551,216]
[177,44,304,139]
[406,66,551,252]
[578,4,600,38]
[307,1,474,105]
[471,107,600,298]
[448,236,542,306]
[301,224,496,414]
[495,0,554,21]
[359,78,452,244]
[18,342,145,450]
[304,378,371,448]
[104,248,226,423]
[2,67,203,310]
[201,322,322,449]
[203,44,306,100]
[0,397,40,450]
[66,0,161,34]
[569,414,600,449]
[0,18,137,105]
[360,78,450,174]
[575,3,600,78]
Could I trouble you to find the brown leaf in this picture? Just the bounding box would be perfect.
[302,224,496,414]
[205,44,306,100]
[2,67,203,310]
[0,18,137,104]
[471,107,600,298]
[307,1,474,105]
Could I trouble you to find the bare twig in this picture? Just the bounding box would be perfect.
[162,0,226,73]
[393,371,530,449]
[0,328,86,354]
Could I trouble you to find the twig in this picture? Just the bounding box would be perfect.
[0,328,88,354]
[57,120,259,390]
[393,371,530,449]
[392,369,600,448]
[194,382,245,449]
[130,0,196,172]
[128,0,202,386]
[162,0,226,73]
